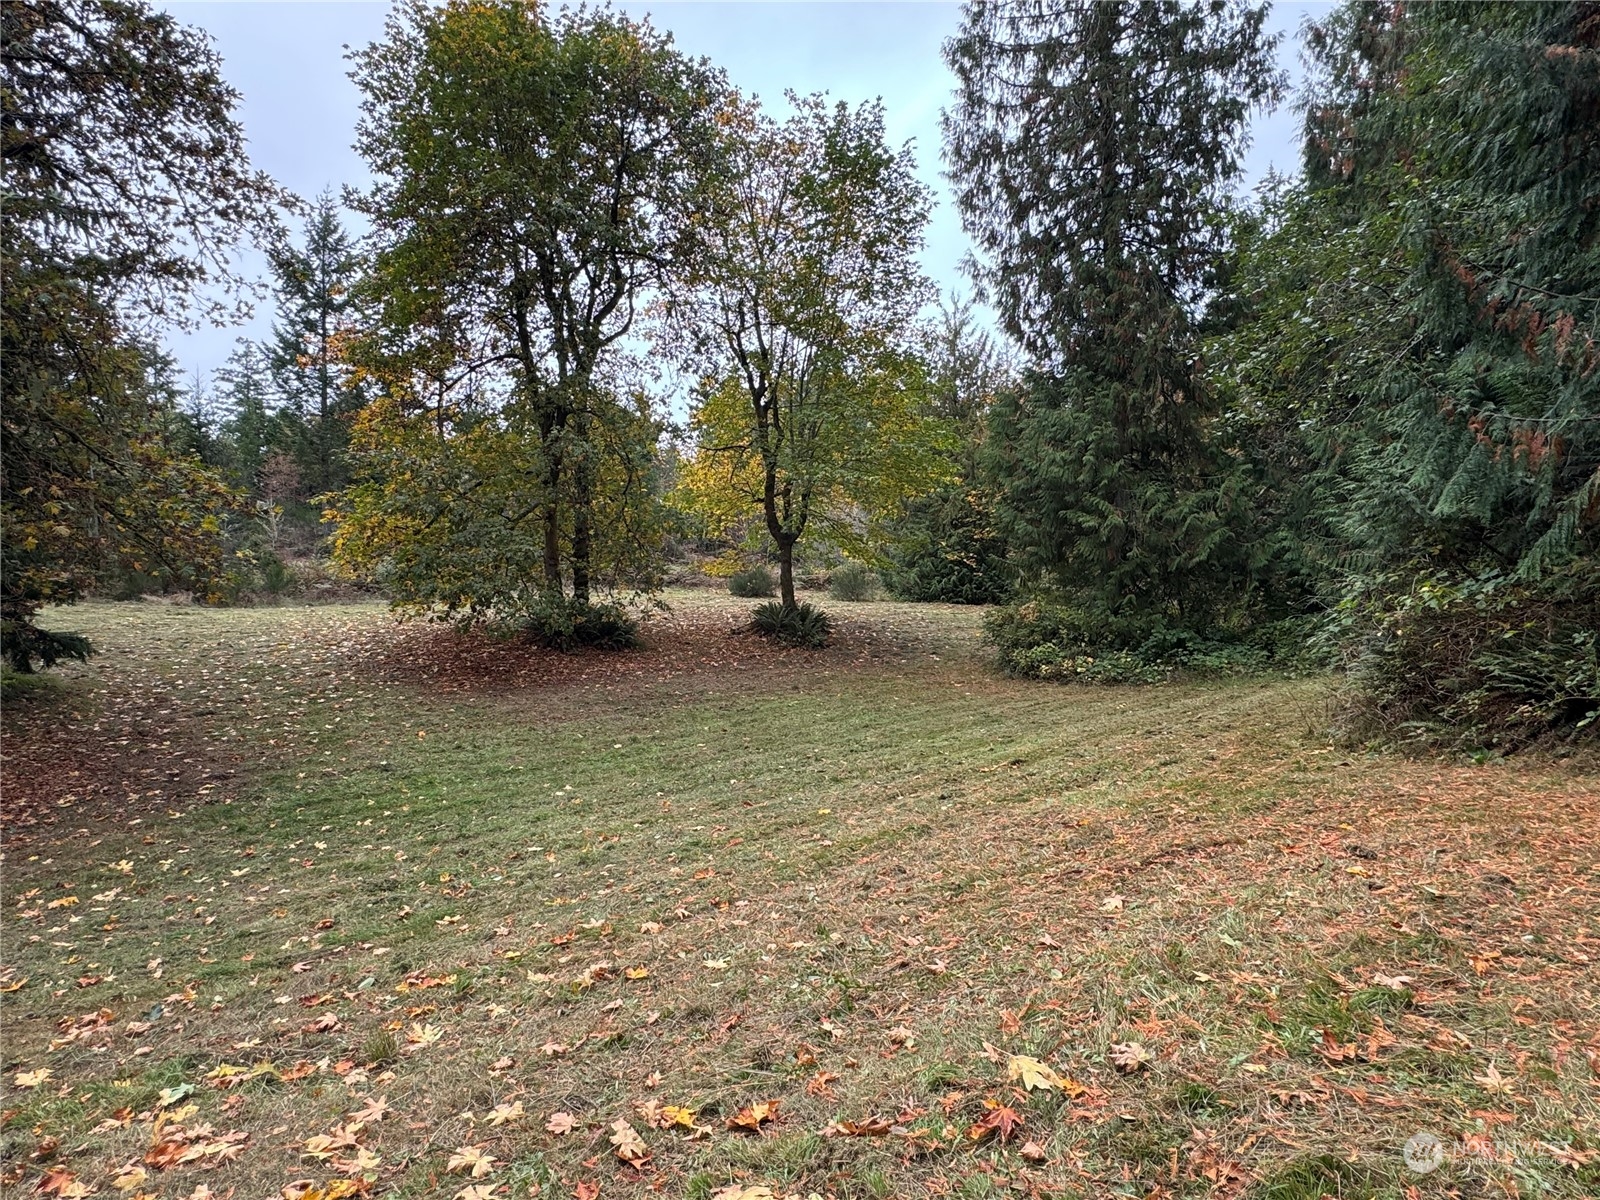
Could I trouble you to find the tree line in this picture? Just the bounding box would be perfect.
[3,0,1594,746]
[944,0,1597,747]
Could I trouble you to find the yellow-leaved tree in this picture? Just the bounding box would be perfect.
[673,92,953,611]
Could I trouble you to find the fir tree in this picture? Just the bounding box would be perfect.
[215,341,282,492]
[945,0,1281,628]
[266,190,365,497]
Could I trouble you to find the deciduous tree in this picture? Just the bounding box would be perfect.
[677,93,946,610]
[345,0,722,616]
[1,0,286,669]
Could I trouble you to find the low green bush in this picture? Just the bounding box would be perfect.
[504,596,641,652]
[1336,563,1599,749]
[751,600,832,648]
[885,488,1011,605]
[728,566,776,598]
[828,562,878,602]
[985,600,1332,684]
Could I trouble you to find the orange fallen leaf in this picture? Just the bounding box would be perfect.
[727,1099,780,1131]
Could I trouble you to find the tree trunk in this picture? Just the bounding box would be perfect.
[776,534,797,610]
[762,459,799,611]
[571,462,592,607]
[540,404,565,598]
[542,500,562,597]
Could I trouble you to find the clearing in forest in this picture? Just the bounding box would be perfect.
[2,595,1597,1200]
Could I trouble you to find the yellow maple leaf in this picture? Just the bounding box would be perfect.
[1007,1054,1066,1092]
[446,1146,496,1179]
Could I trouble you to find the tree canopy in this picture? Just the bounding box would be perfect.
[337,0,723,627]
[1,0,286,669]
[946,0,1282,627]
[675,93,948,610]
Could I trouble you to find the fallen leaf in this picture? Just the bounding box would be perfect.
[659,1104,700,1130]
[157,1082,195,1107]
[967,1097,1024,1144]
[36,1168,79,1196]
[545,1111,577,1136]
[1473,1063,1517,1096]
[1109,1042,1151,1072]
[350,1095,390,1124]
[1315,1030,1357,1063]
[487,1100,524,1126]
[446,1145,497,1179]
[1008,1054,1066,1092]
[13,1067,51,1088]
[727,1099,781,1131]
[111,1166,148,1191]
[609,1119,649,1165]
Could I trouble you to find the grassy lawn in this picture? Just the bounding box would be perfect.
[2,593,1597,1200]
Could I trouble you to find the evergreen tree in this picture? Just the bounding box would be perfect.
[1326,1,1598,582]
[1217,0,1599,742]
[945,0,1281,628]
[886,295,1017,605]
[265,190,365,498]
[215,341,283,492]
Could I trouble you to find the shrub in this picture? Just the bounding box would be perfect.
[885,488,1011,605]
[728,566,776,598]
[751,600,832,648]
[259,551,294,595]
[985,600,1331,684]
[828,562,878,602]
[1336,564,1599,749]
[505,596,641,652]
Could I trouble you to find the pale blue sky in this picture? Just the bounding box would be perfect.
[159,0,1325,384]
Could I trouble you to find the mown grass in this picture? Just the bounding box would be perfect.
[2,595,1597,1200]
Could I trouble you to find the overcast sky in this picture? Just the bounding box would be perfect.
[158,0,1326,386]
